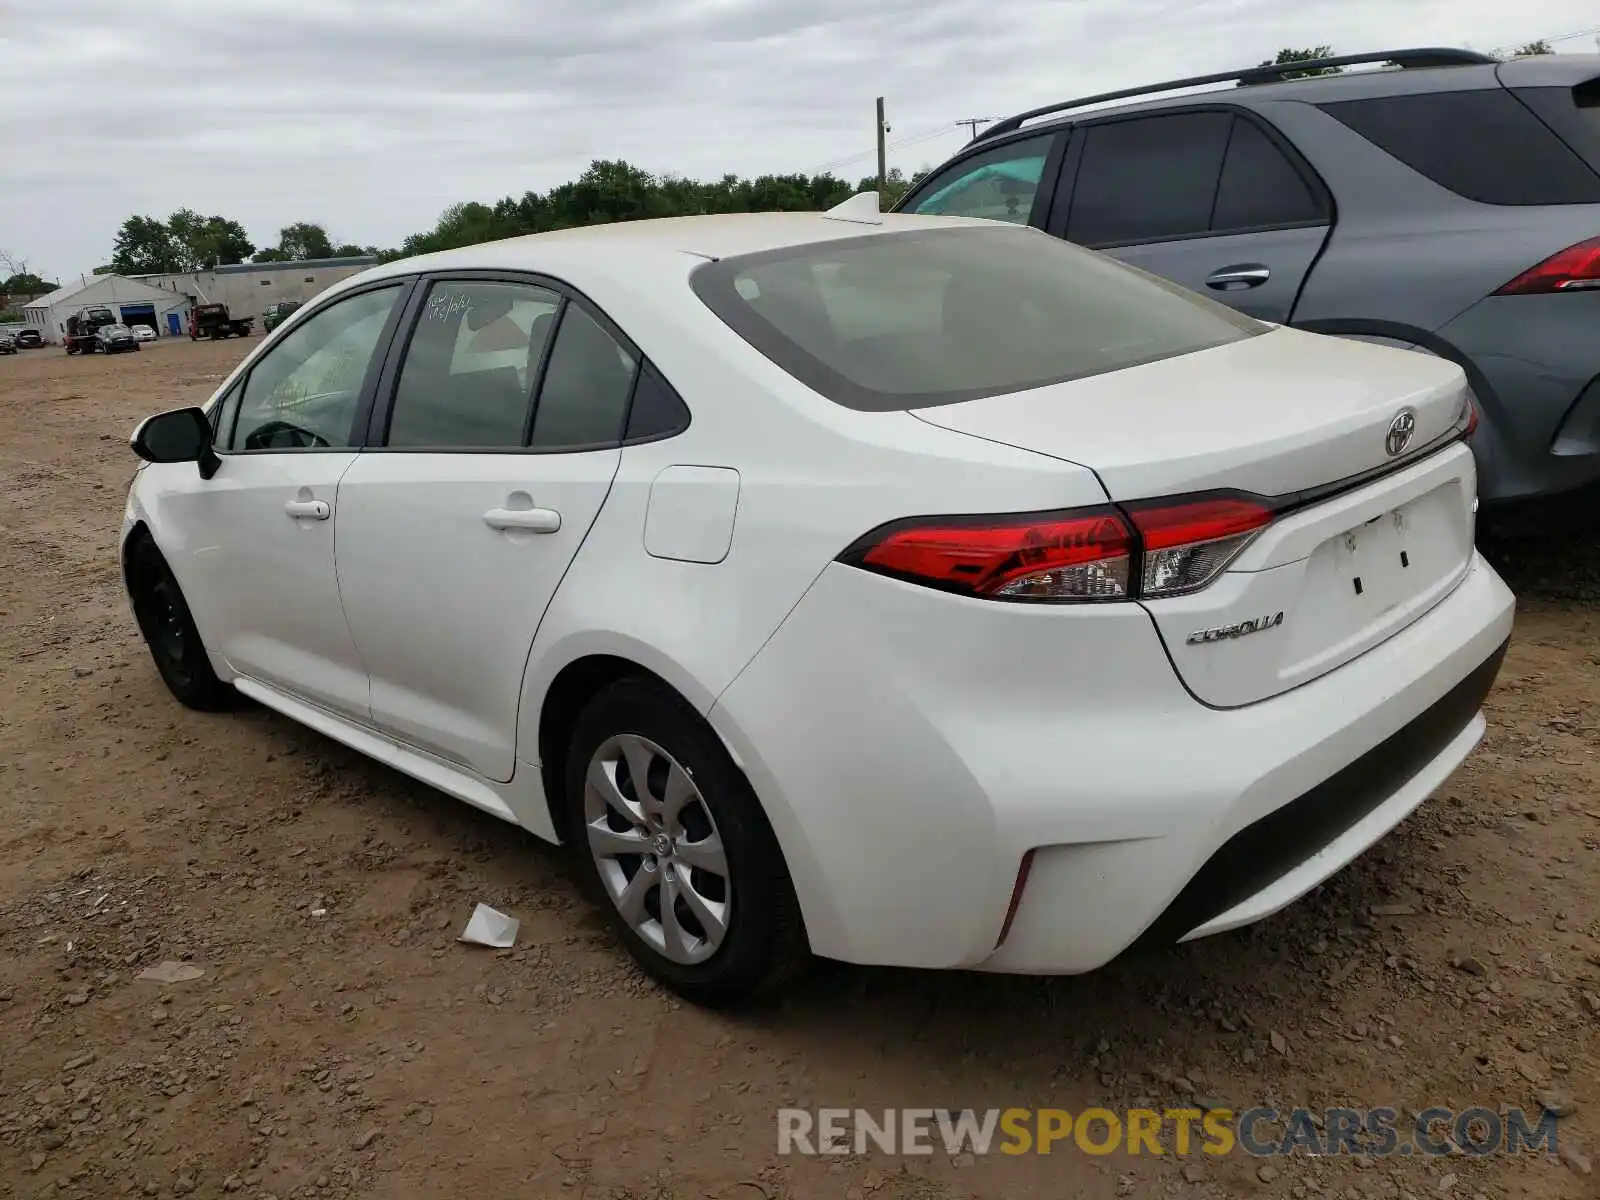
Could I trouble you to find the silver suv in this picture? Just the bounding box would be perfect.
[895,48,1600,507]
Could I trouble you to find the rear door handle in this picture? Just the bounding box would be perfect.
[284,499,330,520]
[1205,264,1271,290]
[484,506,561,534]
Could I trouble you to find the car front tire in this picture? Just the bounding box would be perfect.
[563,677,808,1007]
[127,538,234,711]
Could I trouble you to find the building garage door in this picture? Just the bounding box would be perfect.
[120,303,157,330]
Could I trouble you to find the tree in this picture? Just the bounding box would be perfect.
[3,271,50,295]
[109,215,183,274]
[332,243,368,258]
[1241,47,1342,85]
[167,209,254,270]
[1513,40,1553,56]
[251,247,292,263]
[277,222,335,260]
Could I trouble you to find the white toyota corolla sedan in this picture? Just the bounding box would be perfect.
[122,196,1514,1006]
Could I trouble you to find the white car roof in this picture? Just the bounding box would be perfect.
[357,211,1000,289]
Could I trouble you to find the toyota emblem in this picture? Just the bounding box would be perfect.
[1385,408,1417,458]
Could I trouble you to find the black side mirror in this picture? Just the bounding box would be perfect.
[130,407,220,479]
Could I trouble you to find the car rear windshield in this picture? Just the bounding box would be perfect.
[688,226,1264,411]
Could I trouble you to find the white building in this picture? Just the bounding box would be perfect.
[133,256,379,328]
[21,275,193,343]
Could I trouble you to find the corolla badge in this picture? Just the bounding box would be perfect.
[1186,612,1285,646]
[1385,408,1417,458]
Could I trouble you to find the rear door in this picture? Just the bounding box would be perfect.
[1048,108,1333,321]
[333,276,640,782]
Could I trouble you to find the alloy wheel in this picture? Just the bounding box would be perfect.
[583,733,730,965]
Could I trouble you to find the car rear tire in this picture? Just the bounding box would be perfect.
[127,538,234,712]
[563,677,808,1007]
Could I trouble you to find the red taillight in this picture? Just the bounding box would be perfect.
[840,507,1134,602]
[1465,399,1480,439]
[1494,237,1600,295]
[839,493,1276,603]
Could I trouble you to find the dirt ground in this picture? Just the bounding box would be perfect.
[1,337,1596,1200]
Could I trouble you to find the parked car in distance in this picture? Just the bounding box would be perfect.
[261,301,302,333]
[97,323,140,354]
[895,48,1600,510]
[121,204,1514,1006]
[0,332,15,355]
[14,328,43,349]
[131,324,156,343]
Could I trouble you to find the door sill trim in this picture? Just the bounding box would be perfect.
[231,676,520,826]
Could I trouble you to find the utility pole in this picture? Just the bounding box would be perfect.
[875,97,888,195]
[957,117,992,140]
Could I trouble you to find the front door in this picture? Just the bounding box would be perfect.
[334,278,640,781]
[1052,110,1333,323]
[159,282,409,720]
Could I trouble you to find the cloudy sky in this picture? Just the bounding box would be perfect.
[3,0,1597,279]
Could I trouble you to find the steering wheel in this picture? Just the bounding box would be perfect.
[243,419,331,451]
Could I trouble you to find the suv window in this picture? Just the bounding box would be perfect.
[903,134,1056,224]
[1212,118,1326,232]
[690,226,1262,412]
[528,304,639,449]
[385,280,559,448]
[1067,113,1232,246]
[228,285,402,452]
[1320,89,1600,206]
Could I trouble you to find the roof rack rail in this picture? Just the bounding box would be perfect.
[973,48,1498,143]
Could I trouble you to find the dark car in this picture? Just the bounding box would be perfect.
[261,300,302,333]
[96,323,140,354]
[895,47,1600,509]
[14,328,44,349]
[0,333,15,355]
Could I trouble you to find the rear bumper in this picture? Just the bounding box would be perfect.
[710,551,1514,973]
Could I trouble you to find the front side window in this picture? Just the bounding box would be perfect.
[905,134,1056,224]
[227,285,402,452]
[385,280,560,449]
[691,226,1263,412]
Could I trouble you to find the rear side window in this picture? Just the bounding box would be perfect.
[690,227,1264,412]
[1067,113,1232,245]
[1212,118,1326,232]
[385,280,558,449]
[528,304,639,449]
[1319,89,1600,205]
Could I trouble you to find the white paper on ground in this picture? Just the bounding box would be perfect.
[458,903,519,948]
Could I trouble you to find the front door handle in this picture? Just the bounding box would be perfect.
[1206,264,1271,291]
[284,498,330,520]
[484,506,561,534]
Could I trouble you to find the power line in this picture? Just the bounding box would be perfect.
[956,118,993,140]
[804,122,958,176]
[1489,25,1600,54]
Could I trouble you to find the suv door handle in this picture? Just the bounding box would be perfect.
[1206,264,1271,290]
[484,506,561,534]
[284,499,330,520]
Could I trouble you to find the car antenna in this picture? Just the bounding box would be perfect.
[823,190,883,225]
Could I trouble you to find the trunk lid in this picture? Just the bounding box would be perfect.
[912,327,1478,706]
[910,326,1470,500]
